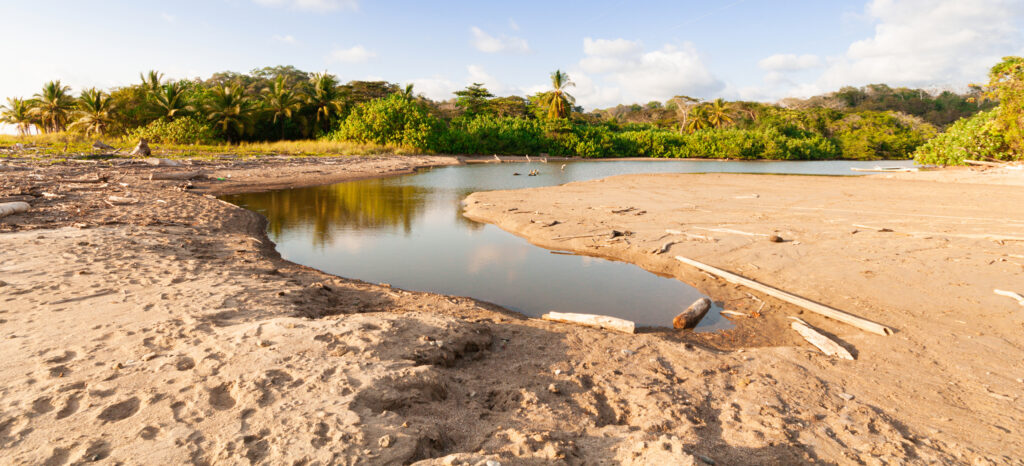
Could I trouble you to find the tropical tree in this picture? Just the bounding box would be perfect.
[263,76,304,138]
[537,70,575,119]
[399,83,415,100]
[454,83,494,116]
[706,98,734,129]
[30,80,76,133]
[684,105,712,133]
[68,88,116,136]
[204,84,256,143]
[141,70,164,93]
[152,81,192,121]
[669,95,701,134]
[0,97,36,136]
[306,72,345,134]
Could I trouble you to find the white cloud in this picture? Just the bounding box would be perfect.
[272,34,298,45]
[573,37,724,107]
[818,0,1024,92]
[327,45,376,63]
[758,54,822,72]
[508,18,520,31]
[160,12,176,23]
[253,0,358,12]
[470,26,530,54]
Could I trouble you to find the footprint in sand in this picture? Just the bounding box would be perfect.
[207,383,236,410]
[56,395,79,420]
[31,396,53,415]
[139,425,159,440]
[97,397,140,422]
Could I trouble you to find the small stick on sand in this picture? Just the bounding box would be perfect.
[852,224,893,232]
[994,289,1024,306]
[675,256,893,336]
[693,227,768,237]
[542,312,635,334]
[789,317,855,360]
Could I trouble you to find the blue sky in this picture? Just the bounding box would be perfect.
[2,0,1023,110]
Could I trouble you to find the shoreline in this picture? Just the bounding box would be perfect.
[1,155,1019,463]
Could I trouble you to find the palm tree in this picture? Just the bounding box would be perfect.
[141,70,164,93]
[306,72,345,134]
[706,98,734,129]
[30,80,76,133]
[538,70,575,119]
[263,76,303,139]
[399,83,415,99]
[204,84,255,143]
[68,88,116,136]
[0,97,36,136]
[152,81,192,120]
[684,105,712,133]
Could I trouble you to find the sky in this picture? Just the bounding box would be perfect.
[1,0,1024,112]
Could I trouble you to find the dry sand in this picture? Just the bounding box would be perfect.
[1,155,1021,464]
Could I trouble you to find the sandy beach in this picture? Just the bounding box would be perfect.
[2,155,1022,464]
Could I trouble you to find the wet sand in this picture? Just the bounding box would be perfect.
[1,155,1020,464]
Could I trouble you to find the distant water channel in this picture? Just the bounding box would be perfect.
[222,159,915,330]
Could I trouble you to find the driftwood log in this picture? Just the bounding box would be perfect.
[675,256,893,336]
[994,289,1024,306]
[790,317,855,360]
[673,298,711,329]
[0,201,30,219]
[542,312,635,334]
[964,159,1006,167]
[149,170,204,181]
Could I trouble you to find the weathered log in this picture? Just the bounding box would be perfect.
[673,297,711,329]
[964,159,1005,167]
[149,170,203,181]
[789,317,855,360]
[675,255,893,336]
[0,201,30,219]
[542,312,635,334]
[107,196,139,205]
[130,139,151,157]
[652,241,677,255]
[144,158,182,167]
[92,140,115,151]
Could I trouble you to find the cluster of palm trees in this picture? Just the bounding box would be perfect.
[676,98,735,133]
[0,81,108,136]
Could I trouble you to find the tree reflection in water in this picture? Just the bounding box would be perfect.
[224,178,427,247]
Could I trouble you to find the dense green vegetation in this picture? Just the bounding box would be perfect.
[913,57,1024,165]
[0,64,999,160]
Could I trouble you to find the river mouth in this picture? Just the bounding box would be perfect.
[221,159,915,330]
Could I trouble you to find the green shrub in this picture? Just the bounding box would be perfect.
[912,109,1011,165]
[827,111,936,160]
[328,94,442,148]
[125,116,219,144]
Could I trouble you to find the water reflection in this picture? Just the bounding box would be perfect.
[223,159,915,329]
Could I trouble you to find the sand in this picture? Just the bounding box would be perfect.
[1,155,1021,464]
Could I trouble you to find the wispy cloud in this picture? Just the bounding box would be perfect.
[160,12,176,23]
[272,34,298,45]
[470,26,530,54]
[253,0,358,12]
[327,45,376,63]
[757,54,822,72]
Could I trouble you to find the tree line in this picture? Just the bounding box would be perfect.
[0,64,1000,160]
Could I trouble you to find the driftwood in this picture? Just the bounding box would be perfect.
[675,256,893,336]
[542,312,635,334]
[107,196,139,205]
[720,310,747,318]
[852,224,893,232]
[552,232,606,241]
[964,159,1006,167]
[673,298,711,329]
[149,170,203,181]
[92,140,115,151]
[0,201,30,219]
[130,139,151,157]
[994,289,1024,306]
[693,227,768,237]
[652,241,677,255]
[144,158,182,167]
[789,317,855,360]
[63,177,105,183]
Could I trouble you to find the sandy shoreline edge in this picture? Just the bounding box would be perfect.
[1,155,1021,464]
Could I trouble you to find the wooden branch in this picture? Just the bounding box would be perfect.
[964,159,1006,167]
[675,255,893,336]
[693,227,768,237]
[542,312,635,334]
[149,170,203,181]
[994,289,1024,307]
[673,298,711,329]
[789,317,855,360]
[107,196,140,205]
[0,201,30,219]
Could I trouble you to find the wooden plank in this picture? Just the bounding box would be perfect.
[0,201,30,219]
[789,317,855,360]
[675,256,893,336]
[542,312,635,334]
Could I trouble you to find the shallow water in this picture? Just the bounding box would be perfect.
[222,159,915,329]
